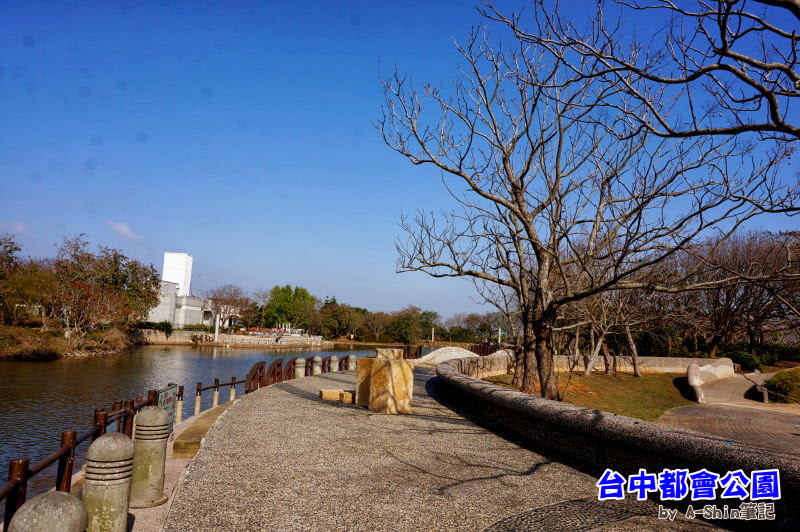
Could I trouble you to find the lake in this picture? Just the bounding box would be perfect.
[0,344,383,496]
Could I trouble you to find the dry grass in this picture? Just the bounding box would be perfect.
[0,326,129,359]
[485,371,695,421]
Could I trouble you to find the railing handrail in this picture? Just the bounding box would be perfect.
[198,379,246,392]
[0,479,20,504]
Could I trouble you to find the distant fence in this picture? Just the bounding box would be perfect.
[467,342,508,357]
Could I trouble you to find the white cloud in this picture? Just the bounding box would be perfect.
[0,221,29,234]
[107,220,141,240]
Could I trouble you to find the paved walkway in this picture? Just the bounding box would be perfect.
[659,402,800,456]
[659,369,800,456]
[164,369,715,531]
[700,372,771,404]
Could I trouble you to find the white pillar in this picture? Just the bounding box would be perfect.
[214,315,220,343]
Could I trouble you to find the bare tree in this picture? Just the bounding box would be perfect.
[484,0,800,143]
[206,285,250,330]
[678,231,800,354]
[377,23,796,398]
[364,311,391,341]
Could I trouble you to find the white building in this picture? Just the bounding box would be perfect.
[162,252,193,296]
[147,253,213,328]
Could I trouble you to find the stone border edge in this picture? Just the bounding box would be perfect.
[436,353,799,511]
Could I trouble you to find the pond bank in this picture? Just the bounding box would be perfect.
[0,326,127,360]
[135,329,331,349]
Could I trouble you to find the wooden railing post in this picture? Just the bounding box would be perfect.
[92,409,108,442]
[56,430,76,493]
[194,382,202,416]
[3,458,29,531]
[175,385,184,424]
[229,376,236,402]
[110,400,122,433]
[147,389,158,406]
[212,379,220,408]
[123,400,134,438]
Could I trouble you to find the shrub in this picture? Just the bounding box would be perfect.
[764,368,800,403]
[667,347,691,357]
[153,320,173,338]
[722,350,765,372]
[667,348,708,358]
[757,344,800,365]
[182,324,213,332]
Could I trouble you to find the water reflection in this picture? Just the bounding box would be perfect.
[0,345,376,496]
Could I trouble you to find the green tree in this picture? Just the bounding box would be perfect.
[386,306,428,344]
[0,234,21,273]
[258,285,317,329]
[318,298,366,339]
[95,247,160,326]
[53,235,160,344]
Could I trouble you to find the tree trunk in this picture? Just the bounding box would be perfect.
[601,341,613,375]
[534,321,559,400]
[582,328,605,377]
[521,339,538,395]
[708,335,721,358]
[519,313,538,394]
[747,326,757,356]
[626,324,641,377]
[512,341,525,389]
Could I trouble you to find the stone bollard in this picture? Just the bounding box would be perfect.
[194,383,202,416]
[175,386,184,425]
[130,406,170,508]
[82,432,134,532]
[9,491,88,532]
[294,357,306,379]
[312,356,322,376]
[212,379,220,408]
[347,354,357,371]
[330,355,339,372]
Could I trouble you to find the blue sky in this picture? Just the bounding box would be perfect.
[0,1,794,317]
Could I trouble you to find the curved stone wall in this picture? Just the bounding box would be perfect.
[415,347,478,365]
[436,353,799,525]
[686,358,735,403]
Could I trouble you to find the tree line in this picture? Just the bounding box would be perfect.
[3,230,797,369]
[204,283,501,344]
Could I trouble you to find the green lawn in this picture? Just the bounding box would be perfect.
[485,372,695,421]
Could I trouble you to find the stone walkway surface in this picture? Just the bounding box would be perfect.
[700,372,771,404]
[659,369,800,457]
[659,403,800,457]
[164,369,716,531]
